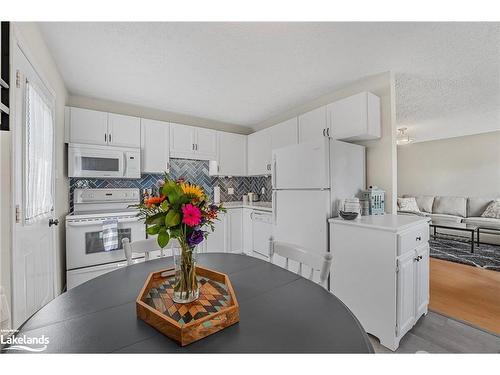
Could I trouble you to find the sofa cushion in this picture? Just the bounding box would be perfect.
[481,199,500,219]
[468,197,498,217]
[427,213,463,223]
[397,197,420,213]
[403,195,435,212]
[433,196,467,217]
[398,210,428,217]
[463,217,500,230]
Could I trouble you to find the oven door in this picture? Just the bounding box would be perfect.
[66,217,146,270]
[69,145,125,178]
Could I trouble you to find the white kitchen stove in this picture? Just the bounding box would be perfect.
[65,188,147,290]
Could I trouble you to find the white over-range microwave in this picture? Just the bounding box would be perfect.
[68,143,141,178]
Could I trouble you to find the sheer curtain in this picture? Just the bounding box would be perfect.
[24,79,54,223]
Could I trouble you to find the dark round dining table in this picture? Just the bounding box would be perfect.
[13,253,373,353]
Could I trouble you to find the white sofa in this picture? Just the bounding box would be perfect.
[398,195,500,245]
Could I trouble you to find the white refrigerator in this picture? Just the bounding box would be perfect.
[272,138,365,257]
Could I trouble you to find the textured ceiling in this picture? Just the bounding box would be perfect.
[39,22,500,139]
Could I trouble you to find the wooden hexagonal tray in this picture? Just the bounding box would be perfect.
[136,266,239,346]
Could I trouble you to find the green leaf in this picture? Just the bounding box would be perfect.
[146,225,160,235]
[157,229,170,248]
[165,210,181,228]
[169,228,182,238]
[145,212,166,225]
[162,181,184,205]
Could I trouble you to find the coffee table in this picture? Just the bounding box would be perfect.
[429,220,479,253]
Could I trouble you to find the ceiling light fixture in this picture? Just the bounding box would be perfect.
[396,127,414,145]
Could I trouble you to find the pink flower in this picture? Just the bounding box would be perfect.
[182,204,202,227]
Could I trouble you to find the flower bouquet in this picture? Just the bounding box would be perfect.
[135,176,225,303]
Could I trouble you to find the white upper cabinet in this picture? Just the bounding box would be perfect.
[195,127,218,161]
[170,123,217,161]
[140,119,170,174]
[328,92,381,141]
[170,123,195,158]
[271,117,298,150]
[210,132,246,176]
[107,113,141,148]
[68,107,141,148]
[298,106,328,143]
[247,127,272,176]
[69,107,108,145]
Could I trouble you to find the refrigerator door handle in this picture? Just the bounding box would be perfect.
[272,157,277,188]
[273,191,277,224]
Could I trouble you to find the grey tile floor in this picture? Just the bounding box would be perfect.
[369,311,500,353]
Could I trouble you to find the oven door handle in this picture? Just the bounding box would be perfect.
[66,218,140,226]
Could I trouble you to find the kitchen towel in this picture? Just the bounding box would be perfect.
[102,219,119,251]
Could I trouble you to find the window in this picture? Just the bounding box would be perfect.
[24,80,55,223]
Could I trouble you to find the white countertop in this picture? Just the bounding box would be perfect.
[221,201,272,212]
[329,214,430,233]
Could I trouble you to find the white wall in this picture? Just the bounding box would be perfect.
[398,131,500,198]
[0,23,69,328]
[255,72,398,213]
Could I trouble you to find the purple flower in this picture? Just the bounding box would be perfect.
[187,230,204,247]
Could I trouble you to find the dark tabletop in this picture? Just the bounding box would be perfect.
[12,254,373,353]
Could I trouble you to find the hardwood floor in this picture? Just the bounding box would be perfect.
[429,258,500,334]
[369,311,500,353]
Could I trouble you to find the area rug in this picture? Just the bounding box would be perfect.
[429,235,500,272]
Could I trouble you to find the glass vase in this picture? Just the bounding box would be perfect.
[172,242,199,304]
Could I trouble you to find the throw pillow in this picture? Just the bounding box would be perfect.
[397,197,421,213]
[481,199,500,219]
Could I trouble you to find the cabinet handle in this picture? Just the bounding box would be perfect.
[326,128,330,137]
[322,129,326,137]
[414,257,420,262]
[104,133,107,142]
[195,144,198,151]
[109,133,112,143]
[416,236,422,241]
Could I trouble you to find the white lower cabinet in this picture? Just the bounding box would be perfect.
[242,208,253,255]
[330,215,430,351]
[206,207,273,257]
[205,212,227,253]
[227,209,243,253]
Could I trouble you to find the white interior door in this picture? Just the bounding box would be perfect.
[12,43,56,328]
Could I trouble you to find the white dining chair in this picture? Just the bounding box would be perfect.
[269,238,333,288]
[122,237,180,266]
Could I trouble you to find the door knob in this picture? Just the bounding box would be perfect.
[49,218,59,227]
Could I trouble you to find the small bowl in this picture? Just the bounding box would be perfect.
[339,211,359,220]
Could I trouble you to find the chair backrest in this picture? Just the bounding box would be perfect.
[269,239,332,287]
[122,237,180,265]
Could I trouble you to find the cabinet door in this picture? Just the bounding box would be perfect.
[170,123,196,159]
[69,107,108,145]
[247,128,272,175]
[396,250,416,337]
[242,208,253,255]
[107,113,141,148]
[141,119,170,173]
[298,106,327,143]
[227,209,243,253]
[195,127,218,161]
[271,117,298,150]
[205,213,227,253]
[415,244,429,318]
[218,132,246,176]
[328,92,381,141]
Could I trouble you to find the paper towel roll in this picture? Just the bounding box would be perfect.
[213,186,221,204]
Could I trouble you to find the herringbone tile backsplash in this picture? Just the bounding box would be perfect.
[70,158,271,211]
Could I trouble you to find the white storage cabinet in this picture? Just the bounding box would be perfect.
[67,107,140,148]
[329,215,430,351]
[170,123,218,161]
[209,132,246,176]
[140,119,170,173]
